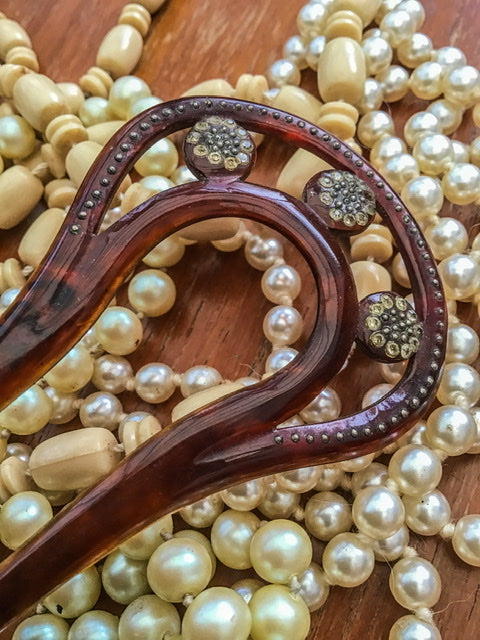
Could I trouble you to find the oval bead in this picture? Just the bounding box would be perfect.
[0,19,31,58]
[96,25,144,78]
[13,73,69,131]
[0,165,43,229]
[172,382,244,422]
[317,37,366,104]
[18,207,66,268]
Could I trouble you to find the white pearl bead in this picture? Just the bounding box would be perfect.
[249,584,310,640]
[424,217,468,260]
[245,236,283,270]
[134,138,178,177]
[389,615,441,640]
[95,306,143,355]
[108,75,151,119]
[182,587,251,640]
[118,594,180,640]
[433,46,466,69]
[357,77,384,114]
[468,407,480,454]
[397,32,432,68]
[266,347,298,373]
[261,264,301,304]
[397,0,425,29]
[128,95,163,118]
[12,614,69,640]
[180,493,224,528]
[0,491,53,550]
[380,9,416,47]
[0,385,52,435]
[305,35,326,70]
[322,532,375,587]
[44,566,101,617]
[297,3,328,38]
[442,64,480,107]
[339,454,375,472]
[143,236,186,267]
[211,509,260,570]
[353,486,405,539]
[180,365,222,397]
[413,133,454,175]
[426,404,477,455]
[403,111,441,147]
[381,153,419,191]
[378,64,410,102]
[438,253,480,300]
[389,556,441,609]
[296,562,330,612]
[409,61,444,100]
[220,478,266,511]
[388,445,442,496]
[119,515,173,561]
[44,344,94,392]
[379,361,407,384]
[437,364,480,407]
[134,363,176,403]
[127,269,176,317]
[452,515,480,566]
[451,139,470,164]
[68,610,119,640]
[275,466,321,493]
[102,550,149,605]
[231,578,263,604]
[92,355,133,394]
[442,163,480,204]
[173,529,217,580]
[314,465,345,491]
[283,35,308,69]
[357,110,395,148]
[300,387,341,423]
[427,99,464,135]
[370,136,406,169]
[362,383,393,408]
[250,519,312,583]
[362,35,392,75]
[351,462,388,496]
[258,483,300,519]
[0,114,36,159]
[79,391,123,430]
[304,491,352,541]
[403,489,451,535]
[263,305,303,346]
[266,59,301,88]
[372,525,410,562]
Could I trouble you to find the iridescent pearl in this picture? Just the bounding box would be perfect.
[250,519,312,583]
[139,175,174,192]
[403,111,440,147]
[44,344,94,392]
[134,138,178,177]
[372,525,409,562]
[68,610,119,640]
[180,493,224,527]
[128,269,176,317]
[12,614,69,640]
[353,486,405,539]
[211,510,260,570]
[108,75,151,119]
[266,347,298,374]
[100,551,149,607]
[397,32,432,67]
[43,567,101,617]
[388,445,442,496]
[424,217,468,259]
[380,9,415,47]
[389,615,441,640]
[119,515,173,561]
[377,64,410,102]
[305,35,326,70]
[442,65,480,107]
[351,462,388,496]
[452,515,480,566]
[79,391,124,430]
[300,387,341,423]
[409,61,444,100]
[403,489,451,535]
[173,529,217,580]
[437,364,480,407]
[118,594,180,640]
[128,95,163,118]
[79,97,110,126]
[357,78,384,114]
[0,114,36,159]
[433,45,466,69]
[362,35,392,75]
[44,387,78,424]
[446,324,480,364]
[220,478,266,511]
[370,136,406,170]
[245,236,283,271]
[413,133,454,175]
[426,99,464,135]
[94,306,143,355]
[0,491,53,550]
[322,532,375,587]
[147,537,212,602]
[258,483,300,519]
[304,491,352,541]
[261,264,301,304]
[182,587,251,640]
[426,404,477,455]
[381,153,419,191]
[314,465,345,491]
[0,385,52,435]
[397,0,425,28]
[180,365,222,397]
[297,2,328,38]
[266,59,301,88]
[134,363,176,403]
[438,254,480,300]
[263,305,303,346]
[249,585,310,640]
[357,110,395,148]
[275,466,321,493]
[231,578,264,604]
[442,163,480,204]
[283,35,308,69]
[296,562,329,612]
[92,355,133,394]
[389,557,441,609]
[451,139,470,163]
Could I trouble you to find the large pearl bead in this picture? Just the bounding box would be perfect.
[249,584,310,640]
[372,525,410,562]
[413,133,454,175]
[0,114,36,159]
[389,615,441,640]
[263,305,303,346]
[351,462,388,496]
[362,35,392,75]
[180,365,222,397]
[438,253,480,300]
[424,217,468,260]
[245,236,283,271]
[304,491,352,541]
[43,567,101,617]
[134,363,176,403]
[179,493,224,528]
[403,489,451,535]
[108,75,151,119]
[400,175,443,221]
[220,478,266,511]
[174,529,217,579]
[452,515,480,566]
[428,404,477,457]
[266,347,298,374]
[92,355,133,394]
[258,483,300,519]
[146,537,212,602]
[102,550,150,605]
[44,344,94,392]
[67,610,119,640]
[353,486,405,539]
[357,110,394,148]
[0,491,53,550]
[134,138,178,177]
[250,519,312,583]
[94,306,143,355]
[388,445,442,496]
[119,515,173,561]
[12,614,69,640]
[275,466,321,493]
[0,385,52,435]
[182,587,251,640]
[211,509,260,570]
[296,562,330,612]
[322,532,375,587]
[79,391,123,430]
[442,163,480,204]
[389,557,441,609]
[314,465,345,491]
[128,269,176,317]
[118,594,180,640]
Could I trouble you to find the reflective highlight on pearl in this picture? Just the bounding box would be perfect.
[182,587,251,640]
[389,556,441,609]
[452,515,480,566]
[211,509,260,570]
[322,532,374,587]
[12,614,69,640]
[353,486,405,539]
[305,491,352,541]
[0,490,53,550]
[43,566,101,618]
[249,584,310,640]
[118,594,180,640]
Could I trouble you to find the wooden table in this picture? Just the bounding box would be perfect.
[1,1,479,638]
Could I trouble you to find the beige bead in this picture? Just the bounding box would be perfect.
[44,178,77,209]
[1,258,26,289]
[120,182,155,215]
[211,222,247,252]
[317,37,366,104]
[13,73,69,132]
[15,143,51,183]
[0,19,31,58]
[5,46,38,71]
[65,140,102,186]
[18,207,66,268]
[270,85,323,123]
[172,382,244,423]
[179,218,240,242]
[0,475,11,504]
[0,100,16,117]
[79,66,114,99]
[182,78,234,98]
[392,253,411,288]
[351,260,392,300]
[0,165,43,229]
[87,120,126,145]
[45,114,89,155]
[350,224,393,262]
[0,63,31,99]
[41,143,66,179]
[473,103,480,127]
[57,82,85,114]
[97,25,143,78]
[334,0,382,25]
[120,416,162,455]
[277,148,332,198]
[324,11,363,42]
[0,456,34,495]
[119,3,152,37]
[29,427,122,491]
[234,74,268,103]
[136,0,167,12]
[317,102,359,139]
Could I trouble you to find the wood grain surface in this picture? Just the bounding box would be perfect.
[0,1,479,639]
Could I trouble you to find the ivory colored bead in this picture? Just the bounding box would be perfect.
[119,515,173,561]
[322,532,375,587]
[128,95,162,118]
[45,114,88,155]
[5,46,38,71]
[118,594,180,640]
[0,455,34,495]
[172,381,243,422]
[234,73,268,103]
[65,140,103,187]
[220,478,266,511]
[13,73,69,131]
[182,78,234,98]
[211,510,260,570]
[0,63,31,99]
[335,0,382,26]
[0,19,31,57]
[1,257,25,289]
[97,25,143,78]
[389,557,441,609]
[94,306,143,355]
[318,38,366,104]
[12,614,69,640]
[44,567,102,618]
[351,260,392,300]
[270,85,322,123]
[388,445,442,496]
[0,114,36,159]
[0,491,53,550]
[79,97,110,126]
[87,120,125,146]
[250,585,310,640]
[102,550,150,605]
[350,231,393,263]
[79,66,114,99]
[41,142,66,179]
[134,138,178,177]
[119,3,152,36]
[277,148,332,198]
[324,10,363,42]
[0,385,52,435]
[44,344,94,392]
[0,165,43,229]
[57,82,85,114]
[29,427,122,491]
[357,110,394,148]
[316,102,359,139]
[452,515,480,566]
[179,218,240,242]
[304,491,352,541]
[120,415,162,455]
[18,207,66,268]
[392,253,411,288]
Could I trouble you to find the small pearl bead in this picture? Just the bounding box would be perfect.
[101,550,149,606]
[389,556,441,609]
[220,478,266,511]
[0,114,36,159]
[378,360,407,384]
[266,347,298,373]
[304,491,352,541]
[380,10,416,47]
[128,269,176,317]
[297,2,328,38]
[182,587,251,640]
[438,253,480,300]
[357,77,384,114]
[388,445,442,496]
[362,383,393,408]
[12,614,69,640]
[263,305,303,346]
[283,35,308,69]
[372,525,410,562]
[0,491,53,550]
[446,324,480,364]
[305,35,326,70]
[426,404,476,457]
[95,306,143,356]
[397,0,425,29]
[0,385,52,435]
[249,584,310,640]
[451,139,470,163]
[44,566,101,617]
[92,355,133,394]
[403,111,441,147]
[314,466,345,491]
[128,95,163,118]
[134,138,178,177]
[296,562,330,612]
[134,363,176,403]
[275,466,321,493]
[6,442,32,463]
[409,61,444,100]
[245,236,283,270]
[442,64,480,107]
[250,519,312,583]
[68,610,119,640]
[266,59,301,88]
[382,153,419,191]
[322,532,375,587]
[108,75,151,119]
[433,45,466,69]
[389,615,441,640]
[119,515,173,561]
[351,462,389,496]
[362,35,392,75]
[353,486,405,539]
[377,64,410,102]
[357,110,395,148]
[437,364,480,407]
[370,136,406,169]
[397,32,433,68]
[427,99,464,135]
[44,344,94,392]
[442,163,480,204]
[424,217,468,259]
[300,387,341,422]
[261,264,301,304]
[79,391,123,430]
[180,365,222,397]
[403,489,451,535]
[143,236,186,267]
[413,133,454,175]
[231,578,263,604]
[258,483,300,519]
[339,454,375,472]
[211,510,260,570]
[180,493,224,528]
[452,515,480,566]
[79,97,110,126]
[118,594,180,640]
[470,136,480,167]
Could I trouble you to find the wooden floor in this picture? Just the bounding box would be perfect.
[1,0,479,638]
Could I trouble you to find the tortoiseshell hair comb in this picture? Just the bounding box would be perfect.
[0,97,446,630]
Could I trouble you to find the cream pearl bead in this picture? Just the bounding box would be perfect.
[305,35,326,70]
[108,76,151,120]
[442,163,480,204]
[245,236,283,271]
[180,365,222,397]
[471,136,480,167]
[357,77,384,114]
[283,35,308,69]
[403,489,451,535]
[182,587,251,640]
[403,111,441,147]
[362,35,392,75]
[427,99,464,136]
[92,355,133,394]
[351,462,388,496]
[261,264,301,304]
[357,110,394,148]
[296,562,330,612]
[0,114,36,159]
[0,385,52,436]
[437,364,480,407]
[180,493,224,528]
[78,97,110,127]
[134,363,176,403]
[372,525,409,562]
[266,347,298,373]
[362,383,393,408]
[297,3,328,38]
[391,252,410,287]
[250,519,312,583]
[44,344,94,393]
[44,387,79,425]
[377,64,410,102]
[249,584,310,640]
[127,269,176,317]
[389,615,441,640]
[79,391,123,430]
[409,61,444,100]
[424,217,468,260]
[12,614,69,640]
[102,550,150,605]
[266,59,301,88]
[389,557,441,609]
[118,594,180,640]
[442,65,480,107]
[231,578,264,604]
[134,137,178,177]
[322,532,375,587]
[44,567,101,617]
[413,133,454,176]
[94,306,143,355]
[147,537,212,602]
[370,136,406,169]
[433,45,466,69]
[300,387,341,423]
[211,509,260,570]
[67,611,118,640]
[314,466,345,491]
[5,442,32,464]
[353,486,405,539]
[438,254,480,300]
[143,236,185,268]
[381,153,419,191]
[351,260,392,300]
[339,454,375,472]
[388,445,442,496]
[119,515,173,561]
[258,483,300,519]
[426,404,477,455]
[276,466,321,493]
[128,95,163,118]
[0,491,53,550]
[173,529,217,580]
[263,305,303,346]
[380,9,415,47]
[304,491,352,541]
[446,323,479,364]
[452,515,480,566]
[397,32,432,68]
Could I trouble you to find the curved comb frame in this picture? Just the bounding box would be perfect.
[0,97,446,629]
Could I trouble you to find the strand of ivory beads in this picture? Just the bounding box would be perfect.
[0,0,479,639]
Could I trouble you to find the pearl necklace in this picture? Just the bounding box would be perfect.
[0,1,478,640]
